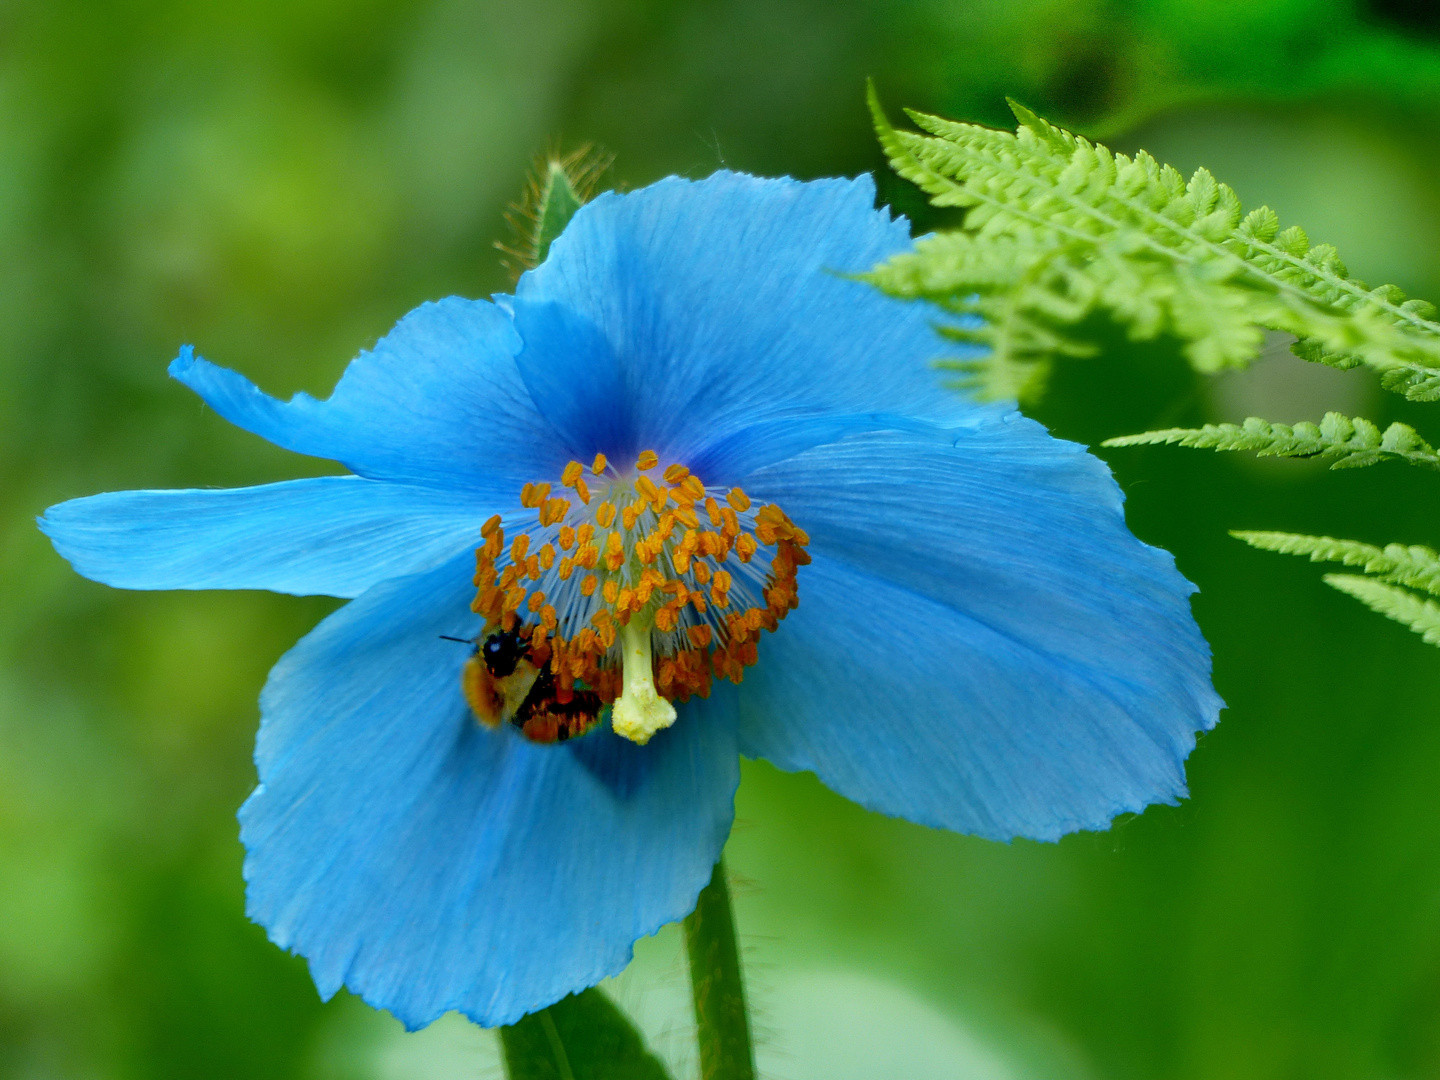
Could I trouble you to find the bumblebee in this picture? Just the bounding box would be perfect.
[460,626,603,743]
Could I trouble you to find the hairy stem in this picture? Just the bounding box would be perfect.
[683,858,755,1080]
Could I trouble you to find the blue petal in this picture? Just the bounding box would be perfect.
[736,420,1222,842]
[241,553,740,1029]
[511,171,980,471]
[170,297,571,493]
[40,476,493,599]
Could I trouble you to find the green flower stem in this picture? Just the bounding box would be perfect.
[683,857,755,1080]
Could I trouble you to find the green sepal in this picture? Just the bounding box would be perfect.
[497,146,613,279]
[500,987,673,1080]
[533,160,584,266]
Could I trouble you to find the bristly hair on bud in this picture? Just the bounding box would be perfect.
[497,144,616,280]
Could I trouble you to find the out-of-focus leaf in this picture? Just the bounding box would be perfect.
[499,987,673,1080]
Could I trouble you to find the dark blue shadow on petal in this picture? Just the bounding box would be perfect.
[512,299,638,462]
[566,722,663,800]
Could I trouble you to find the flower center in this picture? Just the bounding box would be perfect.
[466,450,809,745]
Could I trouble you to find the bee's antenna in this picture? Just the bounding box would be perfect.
[438,635,473,645]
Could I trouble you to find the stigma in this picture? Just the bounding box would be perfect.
[469,450,810,744]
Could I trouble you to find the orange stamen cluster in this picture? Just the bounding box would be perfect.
[470,449,810,722]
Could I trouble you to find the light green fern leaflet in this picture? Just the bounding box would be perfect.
[1103,414,1440,470]
[1323,576,1440,646]
[1232,531,1440,648]
[1233,532,1440,595]
[865,85,1440,403]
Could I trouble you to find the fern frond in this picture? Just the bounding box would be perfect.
[496,144,613,279]
[866,85,1440,401]
[1102,413,1440,470]
[1232,531,1440,595]
[1322,575,1440,645]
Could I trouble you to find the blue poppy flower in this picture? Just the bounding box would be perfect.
[39,171,1221,1029]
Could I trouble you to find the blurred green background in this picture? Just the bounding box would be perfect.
[8,0,1440,1076]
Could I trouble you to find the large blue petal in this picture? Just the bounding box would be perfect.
[40,476,492,599]
[510,171,982,471]
[241,553,739,1029]
[735,420,1222,842]
[170,297,571,493]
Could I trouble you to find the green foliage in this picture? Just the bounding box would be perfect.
[1231,531,1440,647]
[865,85,1440,404]
[499,987,673,1080]
[1103,413,1440,470]
[498,146,614,279]
[1233,532,1440,595]
[1323,575,1440,646]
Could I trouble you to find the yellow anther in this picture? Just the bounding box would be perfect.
[603,580,619,604]
[596,502,617,528]
[577,542,599,569]
[621,503,641,531]
[694,563,712,585]
[558,556,575,581]
[521,482,552,508]
[636,475,660,502]
[542,605,558,630]
[616,587,634,613]
[542,497,571,526]
[705,497,721,526]
[720,507,739,537]
[650,487,670,512]
[592,453,607,475]
[481,514,502,538]
[558,525,576,551]
[499,565,520,590]
[687,625,713,648]
[562,461,583,487]
[675,506,699,529]
[511,534,530,563]
[482,533,502,560]
[663,463,690,485]
[727,487,751,512]
[636,450,659,471]
[735,534,757,562]
[581,574,598,597]
[655,606,677,632]
[575,477,591,504]
[504,586,527,612]
[526,555,541,580]
[680,475,705,501]
[527,591,545,613]
[710,585,730,608]
[577,523,595,545]
[604,531,626,571]
[539,544,555,570]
